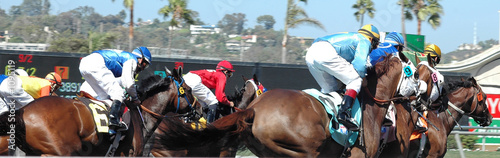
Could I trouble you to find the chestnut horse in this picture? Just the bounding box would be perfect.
[379,55,442,157]
[150,74,264,157]
[407,77,492,158]
[0,67,201,156]
[154,54,408,157]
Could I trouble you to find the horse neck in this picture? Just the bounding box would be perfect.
[236,82,257,110]
[140,89,177,140]
[374,59,402,100]
[441,87,473,134]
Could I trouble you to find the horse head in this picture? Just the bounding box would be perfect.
[139,66,202,122]
[234,74,266,110]
[445,77,492,127]
[466,77,492,126]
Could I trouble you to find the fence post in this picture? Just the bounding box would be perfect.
[455,133,465,158]
[482,136,486,151]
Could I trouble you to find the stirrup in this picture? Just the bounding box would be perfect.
[109,121,128,134]
[382,118,393,126]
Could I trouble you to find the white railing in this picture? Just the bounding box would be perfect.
[450,126,500,158]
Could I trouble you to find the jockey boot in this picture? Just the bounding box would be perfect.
[337,89,359,131]
[109,100,124,134]
[207,104,218,123]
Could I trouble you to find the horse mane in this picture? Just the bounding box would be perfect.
[138,75,172,101]
[367,54,398,78]
[443,77,473,94]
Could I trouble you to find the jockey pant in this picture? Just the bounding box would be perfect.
[305,41,362,94]
[183,72,218,108]
[80,53,124,102]
[0,76,34,112]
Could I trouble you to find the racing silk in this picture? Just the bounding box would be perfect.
[18,76,51,99]
[369,42,399,66]
[93,49,138,77]
[190,69,231,105]
[0,75,7,83]
[314,32,372,78]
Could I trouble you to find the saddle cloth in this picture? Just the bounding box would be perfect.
[77,96,111,133]
[302,88,361,147]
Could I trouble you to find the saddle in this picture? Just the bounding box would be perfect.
[302,89,361,147]
[75,91,130,133]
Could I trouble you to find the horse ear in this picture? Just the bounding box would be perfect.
[253,74,259,84]
[171,68,179,79]
[164,66,172,76]
[426,54,434,68]
[242,75,248,82]
[469,77,478,85]
[415,52,421,65]
[177,66,183,76]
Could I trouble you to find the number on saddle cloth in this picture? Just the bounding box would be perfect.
[302,88,361,147]
[77,96,111,133]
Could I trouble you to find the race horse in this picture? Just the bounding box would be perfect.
[0,67,201,156]
[407,77,492,158]
[378,54,444,157]
[150,74,264,157]
[154,54,411,157]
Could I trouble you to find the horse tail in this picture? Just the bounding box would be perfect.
[0,109,26,138]
[0,111,9,135]
[155,109,255,150]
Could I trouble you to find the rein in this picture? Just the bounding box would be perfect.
[363,86,416,104]
[139,76,199,119]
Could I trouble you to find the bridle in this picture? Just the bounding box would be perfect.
[446,83,488,126]
[234,79,265,111]
[139,76,199,119]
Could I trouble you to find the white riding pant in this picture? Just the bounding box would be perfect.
[79,53,124,102]
[0,76,34,113]
[183,73,218,108]
[305,41,363,94]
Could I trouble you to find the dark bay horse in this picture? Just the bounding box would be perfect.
[0,67,201,156]
[155,54,406,157]
[150,74,264,157]
[407,77,492,158]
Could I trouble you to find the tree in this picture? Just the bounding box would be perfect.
[159,0,195,57]
[257,15,276,30]
[403,0,443,35]
[112,0,134,51]
[218,13,247,35]
[282,0,325,64]
[352,0,375,28]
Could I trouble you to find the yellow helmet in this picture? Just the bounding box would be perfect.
[424,44,441,58]
[358,24,380,42]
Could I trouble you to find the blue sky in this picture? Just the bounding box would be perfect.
[2,0,500,54]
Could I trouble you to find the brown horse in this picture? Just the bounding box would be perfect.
[154,54,407,157]
[150,74,264,157]
[379,55,440,157]
[0,67,201,156]
[407,77,492,158]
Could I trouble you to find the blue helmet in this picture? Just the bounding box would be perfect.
[132,46,152,65]
[385,32,404,46]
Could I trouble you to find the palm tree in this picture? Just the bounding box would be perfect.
[352,0,376,28]
[282,0,325,64]
[403,0,443,35]
[159,0,195,57]
[111,0,134,51]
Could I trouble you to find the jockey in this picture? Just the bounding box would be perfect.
[369,31,405,66]
[0,72,62,114]
[79,47,152,133]
[183,60,235,123]
[305,24,380,130]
